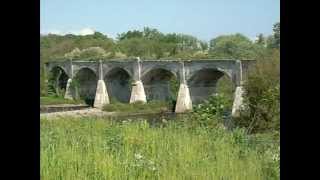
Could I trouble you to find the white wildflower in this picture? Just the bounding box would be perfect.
[148,160,155,165]
[135,153,143,160]
[272,153,280,162]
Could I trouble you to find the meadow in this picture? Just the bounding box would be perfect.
[40,117,279,180]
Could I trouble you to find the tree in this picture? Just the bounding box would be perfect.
[78,47,110,59]
[199,41,209,51]
[235,49,280,133]
[40,31,116,62]
[117,30,143,41]
[209,33,257,59]
[273,22,280,49]
[266,22,280,49]
[255,33,266,46]
[118,38,150,58]
[64,48,81,59]
[143,27,164,40]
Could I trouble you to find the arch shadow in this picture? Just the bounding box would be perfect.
[73,68,98,106]
[187,68,235,104]
[48,66,69,96]
[104,67,132,103]
[141,68,179,105]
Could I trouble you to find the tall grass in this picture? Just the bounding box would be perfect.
[41,117,279,179]
[103,101,170,114]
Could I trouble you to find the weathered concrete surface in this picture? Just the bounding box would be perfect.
[64,78,73,99]
[130,80,147,103]
[93,80,110,108]
[232,86,244,117]
[175,83,192,113]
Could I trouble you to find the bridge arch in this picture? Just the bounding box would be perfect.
[187,68,235,104]
[141,68,179,103]
[104,67,132,103]
[48,66,69,96]
[73,66,98,78]
[141,64,179,80]
[103,66,133,79]
[73,67,98,106]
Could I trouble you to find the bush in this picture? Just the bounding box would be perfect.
[189,94,231,129]
[235,49,280,134]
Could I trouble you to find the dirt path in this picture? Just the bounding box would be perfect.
[40,108,116,119]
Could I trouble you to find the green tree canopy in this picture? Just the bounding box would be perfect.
[266,22,280,49]
[209,33,256,59]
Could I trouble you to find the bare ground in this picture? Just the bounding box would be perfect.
[40,108,116,119]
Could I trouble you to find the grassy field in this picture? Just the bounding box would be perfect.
[40,117,279,180]
[40,96,84,105]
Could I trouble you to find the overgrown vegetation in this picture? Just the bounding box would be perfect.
[103,101,169,114]
[40,23,279,62]
[41,117,279,179]
[40,96,84,105]
[187,94,233,129]
[235,49,280,134]
[40,22,280,179]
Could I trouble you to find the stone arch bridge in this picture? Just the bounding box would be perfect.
[46,58,255,116]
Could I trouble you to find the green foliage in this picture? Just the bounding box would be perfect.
[117,30,144,41]
[69,79,81,100]
[40,96,84,105]
[169,77,179,101]
[209,33,257,59]
[216,75,236,105]
[255,33,266,46]
[40,24,278,63]
[266,22,280,49]
[40,32,116,62]
[40,117,279,179]
[235,49,280,134]
[41,26,211,63]
[103,101,169,114]
[46,68,64,97]
[190,94,231,129]
[117,38,153,58]
[273,22,280,49]
[40,60,47,96]
[40,23,280,179]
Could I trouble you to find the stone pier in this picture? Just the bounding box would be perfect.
[64,78,73,100]
[175,83,192,113]
[130,80,147,103]
[93,60,110,108]
[231,86,244,117]
[93,80,110,108]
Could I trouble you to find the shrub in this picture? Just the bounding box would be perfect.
[235,49,280,134]
[189,94,231,129]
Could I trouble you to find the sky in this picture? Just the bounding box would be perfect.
[40,0,279,41]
